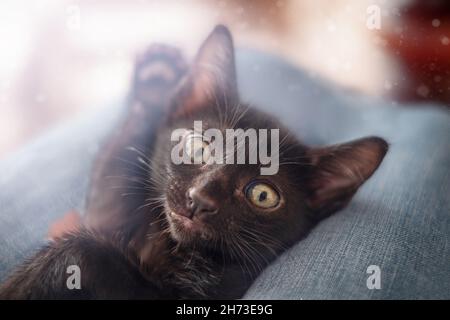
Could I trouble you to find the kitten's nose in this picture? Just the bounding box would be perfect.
[186,188,219,219]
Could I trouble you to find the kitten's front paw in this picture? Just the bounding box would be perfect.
[132,44,187,107]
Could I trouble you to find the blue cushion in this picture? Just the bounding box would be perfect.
[0,50,449,299]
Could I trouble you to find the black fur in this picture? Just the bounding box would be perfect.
[0,26,388,299]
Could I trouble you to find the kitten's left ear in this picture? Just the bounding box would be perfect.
[172,25,238,118]
[305,137,388,219]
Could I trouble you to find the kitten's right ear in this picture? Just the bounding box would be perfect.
[304,137,388,220]
[171,25,238,119]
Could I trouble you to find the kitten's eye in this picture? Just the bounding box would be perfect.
[245,182,280,209]
[185,133,211,164]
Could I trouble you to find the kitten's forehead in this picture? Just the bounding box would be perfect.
[170,103,283,129]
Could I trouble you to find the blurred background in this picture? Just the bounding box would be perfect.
[0,0,449,158]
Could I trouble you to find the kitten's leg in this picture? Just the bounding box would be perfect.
[84,45,187,234]
[0,230,161,299]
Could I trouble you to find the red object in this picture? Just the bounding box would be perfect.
[384,0,450,105]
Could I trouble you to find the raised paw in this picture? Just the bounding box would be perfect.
[132,44,188,106]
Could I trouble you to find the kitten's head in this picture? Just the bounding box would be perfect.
[152,26,388,262]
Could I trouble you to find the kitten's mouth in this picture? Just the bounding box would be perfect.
[168,211,199,231]
[165,205,213,243]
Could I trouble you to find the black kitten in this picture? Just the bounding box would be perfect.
[0,26,388,299]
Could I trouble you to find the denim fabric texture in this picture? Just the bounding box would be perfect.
[0,50,449,299]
